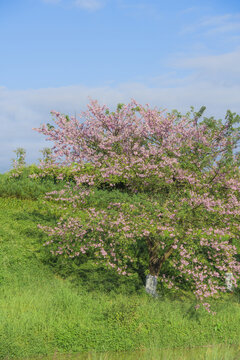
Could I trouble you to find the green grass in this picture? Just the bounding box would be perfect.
[1,172,240,359]
[18,344,240,360]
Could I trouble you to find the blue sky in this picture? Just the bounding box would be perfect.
[1,0,240,173]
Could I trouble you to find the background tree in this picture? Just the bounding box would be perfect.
[12,147,26,169]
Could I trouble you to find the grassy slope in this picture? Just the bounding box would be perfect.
[1,187,240,359]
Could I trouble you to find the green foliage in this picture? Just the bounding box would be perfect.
[6,160,132,193]
[46,123,55,130]
[39,147,53,165]
[0,167,68,200]
[12,147,26,168]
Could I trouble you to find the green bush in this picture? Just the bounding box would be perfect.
[0,168,69,200]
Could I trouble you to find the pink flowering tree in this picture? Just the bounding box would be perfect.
[33,98,240,313]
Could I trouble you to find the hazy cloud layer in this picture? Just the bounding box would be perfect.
[1,48,240,173]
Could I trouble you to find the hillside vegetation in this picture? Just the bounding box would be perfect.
[0,166,240,359]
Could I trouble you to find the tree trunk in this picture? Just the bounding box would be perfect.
[145,244,174,298]
[225,272,233,291]
[145,274,159,298]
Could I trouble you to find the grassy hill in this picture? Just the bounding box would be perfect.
[1,170,240,359]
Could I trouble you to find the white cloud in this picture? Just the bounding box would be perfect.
[180,13,240,36]
[200,13,240,27]
[74,0,105,11]
[202,15,240,36]
[1,48,240,173]
[170,48,240,86]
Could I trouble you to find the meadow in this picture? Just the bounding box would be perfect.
[1,166,240,360]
